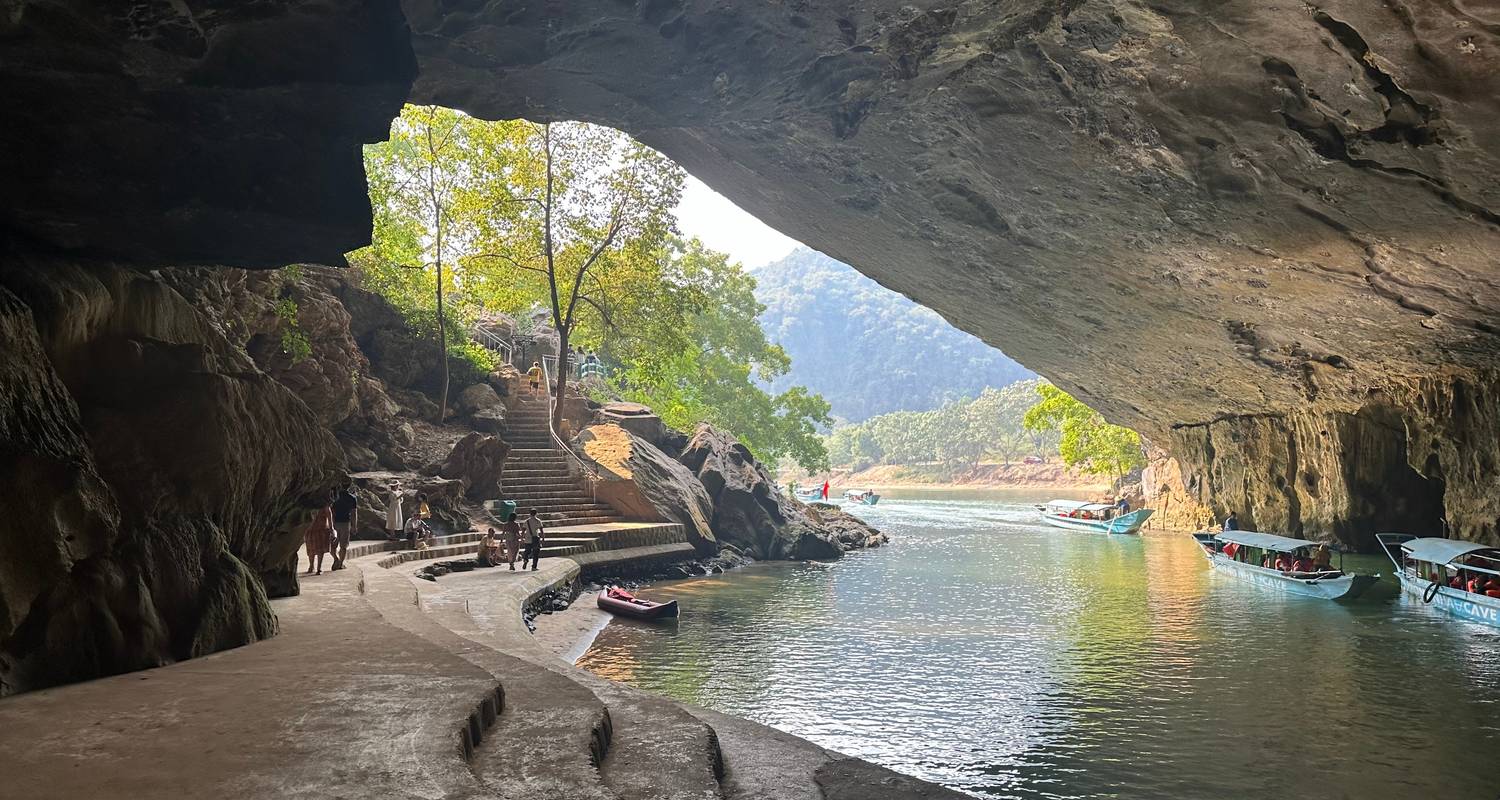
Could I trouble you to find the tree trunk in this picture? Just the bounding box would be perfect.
[434,231,449,425]
[551,327,570,436]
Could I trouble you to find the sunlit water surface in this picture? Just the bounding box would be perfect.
[576,490,1500,799]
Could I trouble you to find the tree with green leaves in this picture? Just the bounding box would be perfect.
[462,121,684,433]
[1022,383,1145,481]
[608,239,832,472]
[352,104,480,422]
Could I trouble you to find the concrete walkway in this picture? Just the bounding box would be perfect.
[0,563,503,799]
[0,535,965,800]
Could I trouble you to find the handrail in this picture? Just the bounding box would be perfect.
[540,353,599,502]
[469,324,514,366]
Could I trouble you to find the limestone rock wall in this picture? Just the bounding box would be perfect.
[4,3,1500,553]
[0,258,344,695]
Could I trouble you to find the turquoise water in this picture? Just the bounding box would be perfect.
[577,492,1500,799]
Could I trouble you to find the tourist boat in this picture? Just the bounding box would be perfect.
[1037,499,1153,534]
[795,488,825,502]
[843,489,880,506]
[597,587,679,619]
[1377,533,1500,627]
[1190,530,1379,600]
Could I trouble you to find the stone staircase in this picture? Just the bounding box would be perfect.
[500,396,627,529]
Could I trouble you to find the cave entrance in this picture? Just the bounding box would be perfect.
[1336,399,1446,548]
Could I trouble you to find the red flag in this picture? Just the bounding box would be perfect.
[1222,542,1240,559]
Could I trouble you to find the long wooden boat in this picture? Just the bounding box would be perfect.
[1191,530,1378,600]
[1038,499,1153,534]
[844,489,880,506]
[795,488,825,502]
[597,588,679,619]
[1378,533,1500,627]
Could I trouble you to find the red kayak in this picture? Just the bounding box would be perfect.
[597,587,679,619]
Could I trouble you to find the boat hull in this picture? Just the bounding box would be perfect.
[1394,572,1500,627]
[597,591,680,619]
[1206,554,1377,600]
[1040,508,1153,534]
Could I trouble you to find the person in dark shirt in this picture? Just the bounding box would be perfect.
[1222,511,1239,532]
[330,482,358,570]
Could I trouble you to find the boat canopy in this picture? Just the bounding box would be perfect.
[1217,530,1320,553]
[1400,537,1498,566]
[1046,500,1114,512]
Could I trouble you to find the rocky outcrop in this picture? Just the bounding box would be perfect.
[678,424,845,561]
[806,504,889,550]
[0,259,343,695]
[576,423,718,553]
[430,432,510,501]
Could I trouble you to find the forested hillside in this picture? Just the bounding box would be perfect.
[755,248,1032,421]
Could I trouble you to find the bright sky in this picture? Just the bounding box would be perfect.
[675,175,801,269]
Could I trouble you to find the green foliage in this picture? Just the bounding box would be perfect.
[447,339,498,387]
[352,107,830,469]
[824,379,1053,471]
[272,275,312,364]
[1022,384,1145,480]
[756,248,1034,422]
[610,239,831,472]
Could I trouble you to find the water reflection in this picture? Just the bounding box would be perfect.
[576,495,1500,799]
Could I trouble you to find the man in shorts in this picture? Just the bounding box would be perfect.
[527,361,543,398]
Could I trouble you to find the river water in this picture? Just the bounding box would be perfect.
[575,491,1500,799]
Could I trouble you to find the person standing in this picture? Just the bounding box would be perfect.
[502,512,522,571]
[523,508,545,571]
[330,482,358,570]
[821,480,830,501]
[385,482,404,542]
[1222,511,1239,532]
[304,494,334,576]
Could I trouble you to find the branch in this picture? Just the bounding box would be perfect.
[469,252,550,276]
[576,294,617,330]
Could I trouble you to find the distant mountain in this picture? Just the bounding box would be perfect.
[754,248,1034,422]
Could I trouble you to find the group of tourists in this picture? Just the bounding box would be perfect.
[1446,570,1500,598]
[475,510,546,571]
[302,482,360,575]
[302,481,548,574]
[1259,545,1334,574]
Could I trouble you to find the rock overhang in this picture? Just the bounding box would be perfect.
[5,0,1499,540]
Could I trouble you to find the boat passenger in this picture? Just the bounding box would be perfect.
[1312,544,1332,572]
[1290,554,1313,573]
[1486,577,1500,599]
[1116,497,1131,513]
[1469,575,1486,595]
[1274,553,1292,572]
[1449,572,1465,590]
[1222,512,1239,532]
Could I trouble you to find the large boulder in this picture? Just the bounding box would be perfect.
[806,504,888,550]
[599,402,669,448]
[431,432,510,501]
[678,424,842,561]
[576,423,717,554]
[458,382,503,415]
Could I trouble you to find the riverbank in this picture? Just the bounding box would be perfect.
[809,461,1111,491]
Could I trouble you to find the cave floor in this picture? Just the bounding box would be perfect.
[0,564,502,799]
